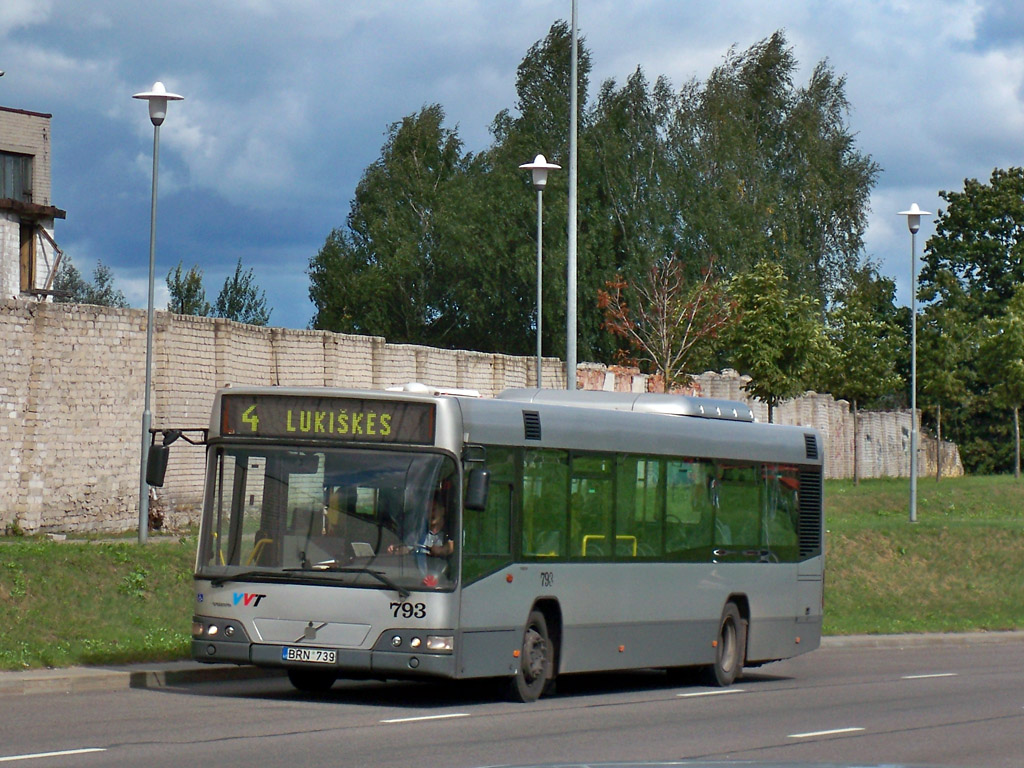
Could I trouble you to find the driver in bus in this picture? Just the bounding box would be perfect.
[387,495,454,558]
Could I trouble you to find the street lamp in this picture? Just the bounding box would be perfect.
[567,0,578,390]
[133,81,183,544]
[898,202,930,524]
[519,154,561,387]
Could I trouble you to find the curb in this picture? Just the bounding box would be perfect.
[0,662,281,697]
[821,630,1024,649]
[4,631,1023,697]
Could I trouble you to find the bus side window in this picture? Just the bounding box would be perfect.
[764,464,800,561]
[616,455,663,558]
[522,449,568,558]
[570,454,612,558]
[664,459,712,560]
[715,464,761,551]
[464,447,513,557]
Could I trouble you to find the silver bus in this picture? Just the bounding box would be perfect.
[184,384,824,701]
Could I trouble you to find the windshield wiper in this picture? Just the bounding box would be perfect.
[208,570,286,587]
[295,563,410,598]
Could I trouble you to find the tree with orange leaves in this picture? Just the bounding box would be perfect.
[597,258,736,392]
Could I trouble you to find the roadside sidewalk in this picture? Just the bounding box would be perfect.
[3,631,1022,697]
[0,659,280,697]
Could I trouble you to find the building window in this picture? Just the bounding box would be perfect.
[20,220,35,292]
[1,151,34,201]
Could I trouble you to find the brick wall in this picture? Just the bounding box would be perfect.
[0,299,962,534]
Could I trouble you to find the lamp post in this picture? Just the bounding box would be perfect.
[519,154,561,387]
[898,202,930,524]
[567,0,578,390]
[133,81,183,544]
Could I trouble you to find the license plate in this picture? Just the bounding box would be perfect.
[282,647,337,664]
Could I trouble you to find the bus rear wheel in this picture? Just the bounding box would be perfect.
[509,610,553,703]
[287,668,337,693]
[702,602,746,687]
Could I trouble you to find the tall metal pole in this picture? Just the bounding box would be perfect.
[909,228,918,524]
[566,0,578,390]
[138,123,160,544]
[536,187,544,387]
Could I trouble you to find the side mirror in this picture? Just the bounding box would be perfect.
[146,444,170,487]
[464,468,490,511]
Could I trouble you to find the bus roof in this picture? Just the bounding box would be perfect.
[207,385,822,467]
[498,388,755,422]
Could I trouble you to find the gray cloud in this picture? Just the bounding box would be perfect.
[2,0,1021,327]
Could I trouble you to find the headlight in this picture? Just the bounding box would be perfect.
[425,635,453,652]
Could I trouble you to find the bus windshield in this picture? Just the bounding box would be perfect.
[197,446,459,592]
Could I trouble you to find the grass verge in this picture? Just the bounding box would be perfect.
[0,536,195,670]
[1,476,1022,670]
[824,475,1024,634]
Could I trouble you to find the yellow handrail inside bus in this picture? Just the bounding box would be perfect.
[211,532,225,565]
[247,538,273,565]
[582,534,638,557]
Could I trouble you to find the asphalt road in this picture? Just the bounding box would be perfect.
[2,638,1022,768]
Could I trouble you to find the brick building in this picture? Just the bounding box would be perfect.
[0,104,66,301]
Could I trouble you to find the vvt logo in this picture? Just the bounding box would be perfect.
[233,592,267,607]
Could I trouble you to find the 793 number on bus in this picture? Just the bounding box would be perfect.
[390,602,427,619]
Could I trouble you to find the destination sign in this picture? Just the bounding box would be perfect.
[220,394,436,444]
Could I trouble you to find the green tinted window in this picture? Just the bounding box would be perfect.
[664,459,714,560]
[615,456,663,558]
[714,464,762,551]
[571,454,613,558]
[462,447,515,583]
[522,450,568,557]
[764,464,800,561]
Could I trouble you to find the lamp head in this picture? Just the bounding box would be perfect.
[898,202,931,235]
[519,154,561,190]
[132,81,184,126]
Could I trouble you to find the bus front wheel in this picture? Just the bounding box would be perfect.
[703,602,746,687]
[509,610,553,703]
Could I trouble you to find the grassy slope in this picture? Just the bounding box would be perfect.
[824,476,1024,634]
[0,537,195,669]
[1,476,1022,670]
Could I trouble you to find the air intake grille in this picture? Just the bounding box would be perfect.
[523,411,542,441]
[797,470,823,559]
[804,433,819,460]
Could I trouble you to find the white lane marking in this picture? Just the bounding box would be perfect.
[902,672,958,680]
[381,713,470,724]
[0,748,107,763]
[789,727,864,739]
[677,688,746,698]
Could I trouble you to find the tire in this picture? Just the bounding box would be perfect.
[508,610,554,703]
[287,667,337,693]
[702,602,746,687]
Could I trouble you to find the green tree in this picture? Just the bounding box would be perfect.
[668,32,878,305]
[917,302,973,480]
[309,104,467,344]
[308,26,876,365]
[166,262,211,316]
[922,167,1024,318]
[582,67,678,360]
[978,287,1024,478]
[725,260,829,422]
[53,258,129,308]
[820,266,904,483]
[214,259,271,326]
[919,167,1024,471]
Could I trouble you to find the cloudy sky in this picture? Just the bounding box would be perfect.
[2,0,1022,331]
